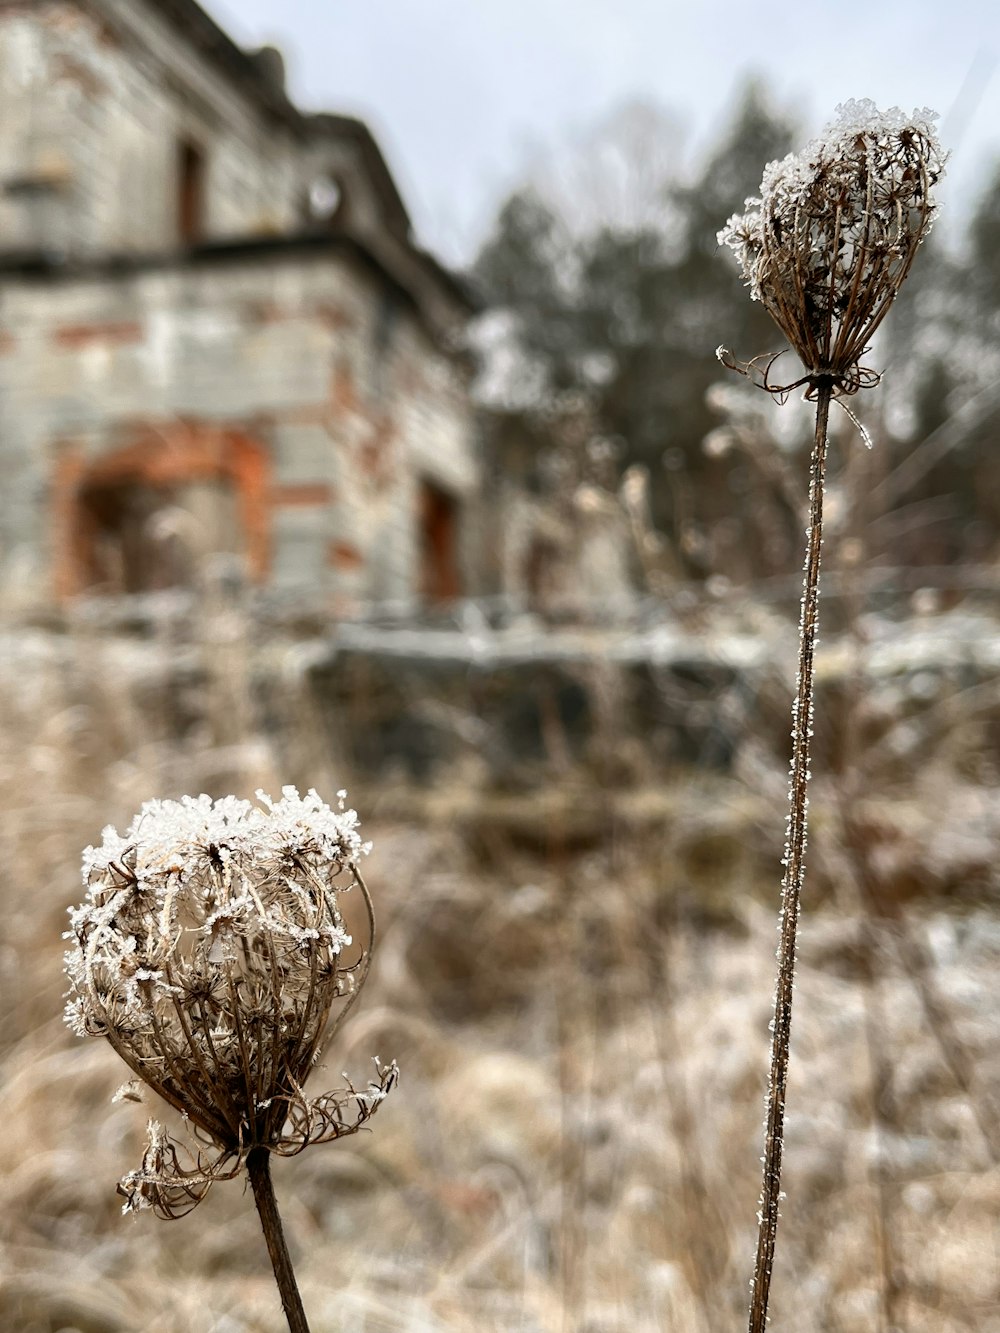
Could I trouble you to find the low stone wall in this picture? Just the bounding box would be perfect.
[306,608,1000,791]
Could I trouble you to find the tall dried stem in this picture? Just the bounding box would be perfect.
[720,101,945,1328]
[747,383,831,1333]
[248,1148,310,1333]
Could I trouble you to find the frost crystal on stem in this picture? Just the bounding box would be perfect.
[64,788,395,1222]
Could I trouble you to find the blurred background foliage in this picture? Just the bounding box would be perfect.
[470,79,1000,580]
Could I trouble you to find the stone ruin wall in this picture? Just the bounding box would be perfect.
[0,249,476,609]
[0,0,304,255]
[0,1,479,611]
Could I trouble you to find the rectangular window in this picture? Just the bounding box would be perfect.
[178,139,205,243]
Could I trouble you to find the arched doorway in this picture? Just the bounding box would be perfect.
[55,421,270,598]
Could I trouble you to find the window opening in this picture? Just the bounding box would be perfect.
[178,139,205,243]
[418,480,461,603]
[307,173,342,222]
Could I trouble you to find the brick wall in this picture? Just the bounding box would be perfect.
[0,1,307,256]
[0,246,477,607]
[0,1,417,261]
[0,0,478,611]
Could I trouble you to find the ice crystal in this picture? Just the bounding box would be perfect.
[64,787,395,1219]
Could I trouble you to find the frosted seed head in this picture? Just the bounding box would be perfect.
[64,788,394,1220]
[719,102,945,397]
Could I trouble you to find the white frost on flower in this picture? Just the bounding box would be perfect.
[324,923,353,952]
[355,1081,390,1111]
[253,785,366,864]
[64,787,394,1222]
[719,100,945,299]
[64,787,367,1037]
[63,994,93,1038]
[80,825,132,885]
[77,788,365,891]
[717,100,945,387]
[831,98,941,142]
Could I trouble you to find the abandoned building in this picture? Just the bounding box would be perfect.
[0,0,478,610]
[480,407,640,620]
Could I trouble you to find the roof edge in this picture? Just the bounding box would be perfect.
[0,230,477,342]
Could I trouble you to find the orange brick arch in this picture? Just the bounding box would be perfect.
[54,420,270,599]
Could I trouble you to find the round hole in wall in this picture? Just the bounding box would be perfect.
[308,173,343,221]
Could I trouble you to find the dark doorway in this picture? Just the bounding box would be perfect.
[419,480,461,603]
[178,139,205,244]
[75,477,242,594]
[78,480,191,593]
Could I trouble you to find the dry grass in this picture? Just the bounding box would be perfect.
[0,602,997,1332]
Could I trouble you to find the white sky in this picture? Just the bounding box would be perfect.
[203,0,999,264]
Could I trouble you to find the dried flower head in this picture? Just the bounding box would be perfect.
[718,99,945,397]
[64,787,396,1219]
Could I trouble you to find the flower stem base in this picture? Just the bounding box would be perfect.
[247,1147,311,1333]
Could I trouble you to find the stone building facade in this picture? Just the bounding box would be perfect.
[0,0,477,609]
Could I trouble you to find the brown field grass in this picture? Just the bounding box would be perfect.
[0,604,997,1332]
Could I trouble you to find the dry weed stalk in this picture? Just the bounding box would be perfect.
[718,100,944,1333]
[64,787,396,1333]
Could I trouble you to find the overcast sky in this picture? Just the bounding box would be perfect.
[204,0,998,265]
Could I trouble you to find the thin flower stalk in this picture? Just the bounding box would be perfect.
[64,786,396,1333]
[718,100,944,1333]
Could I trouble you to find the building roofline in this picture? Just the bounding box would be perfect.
[0,230,478,340]
[411,244,479,315]
[0,230,477,312]
[0,1,477,320]
[304,116,477,313]
[138,0,304,129]
[306,114,413,237]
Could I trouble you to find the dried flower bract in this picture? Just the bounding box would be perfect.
[64,788,396,1219]
[718,99,945,397]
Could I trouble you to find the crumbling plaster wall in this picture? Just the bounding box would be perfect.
[0,0,306,254]
[0,249,476,607]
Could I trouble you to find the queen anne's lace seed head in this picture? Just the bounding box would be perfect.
[718,100,946,396]
[64,787,396,1218]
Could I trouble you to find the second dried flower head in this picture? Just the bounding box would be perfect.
[64,787,396,1217]
[718,99,946,396]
